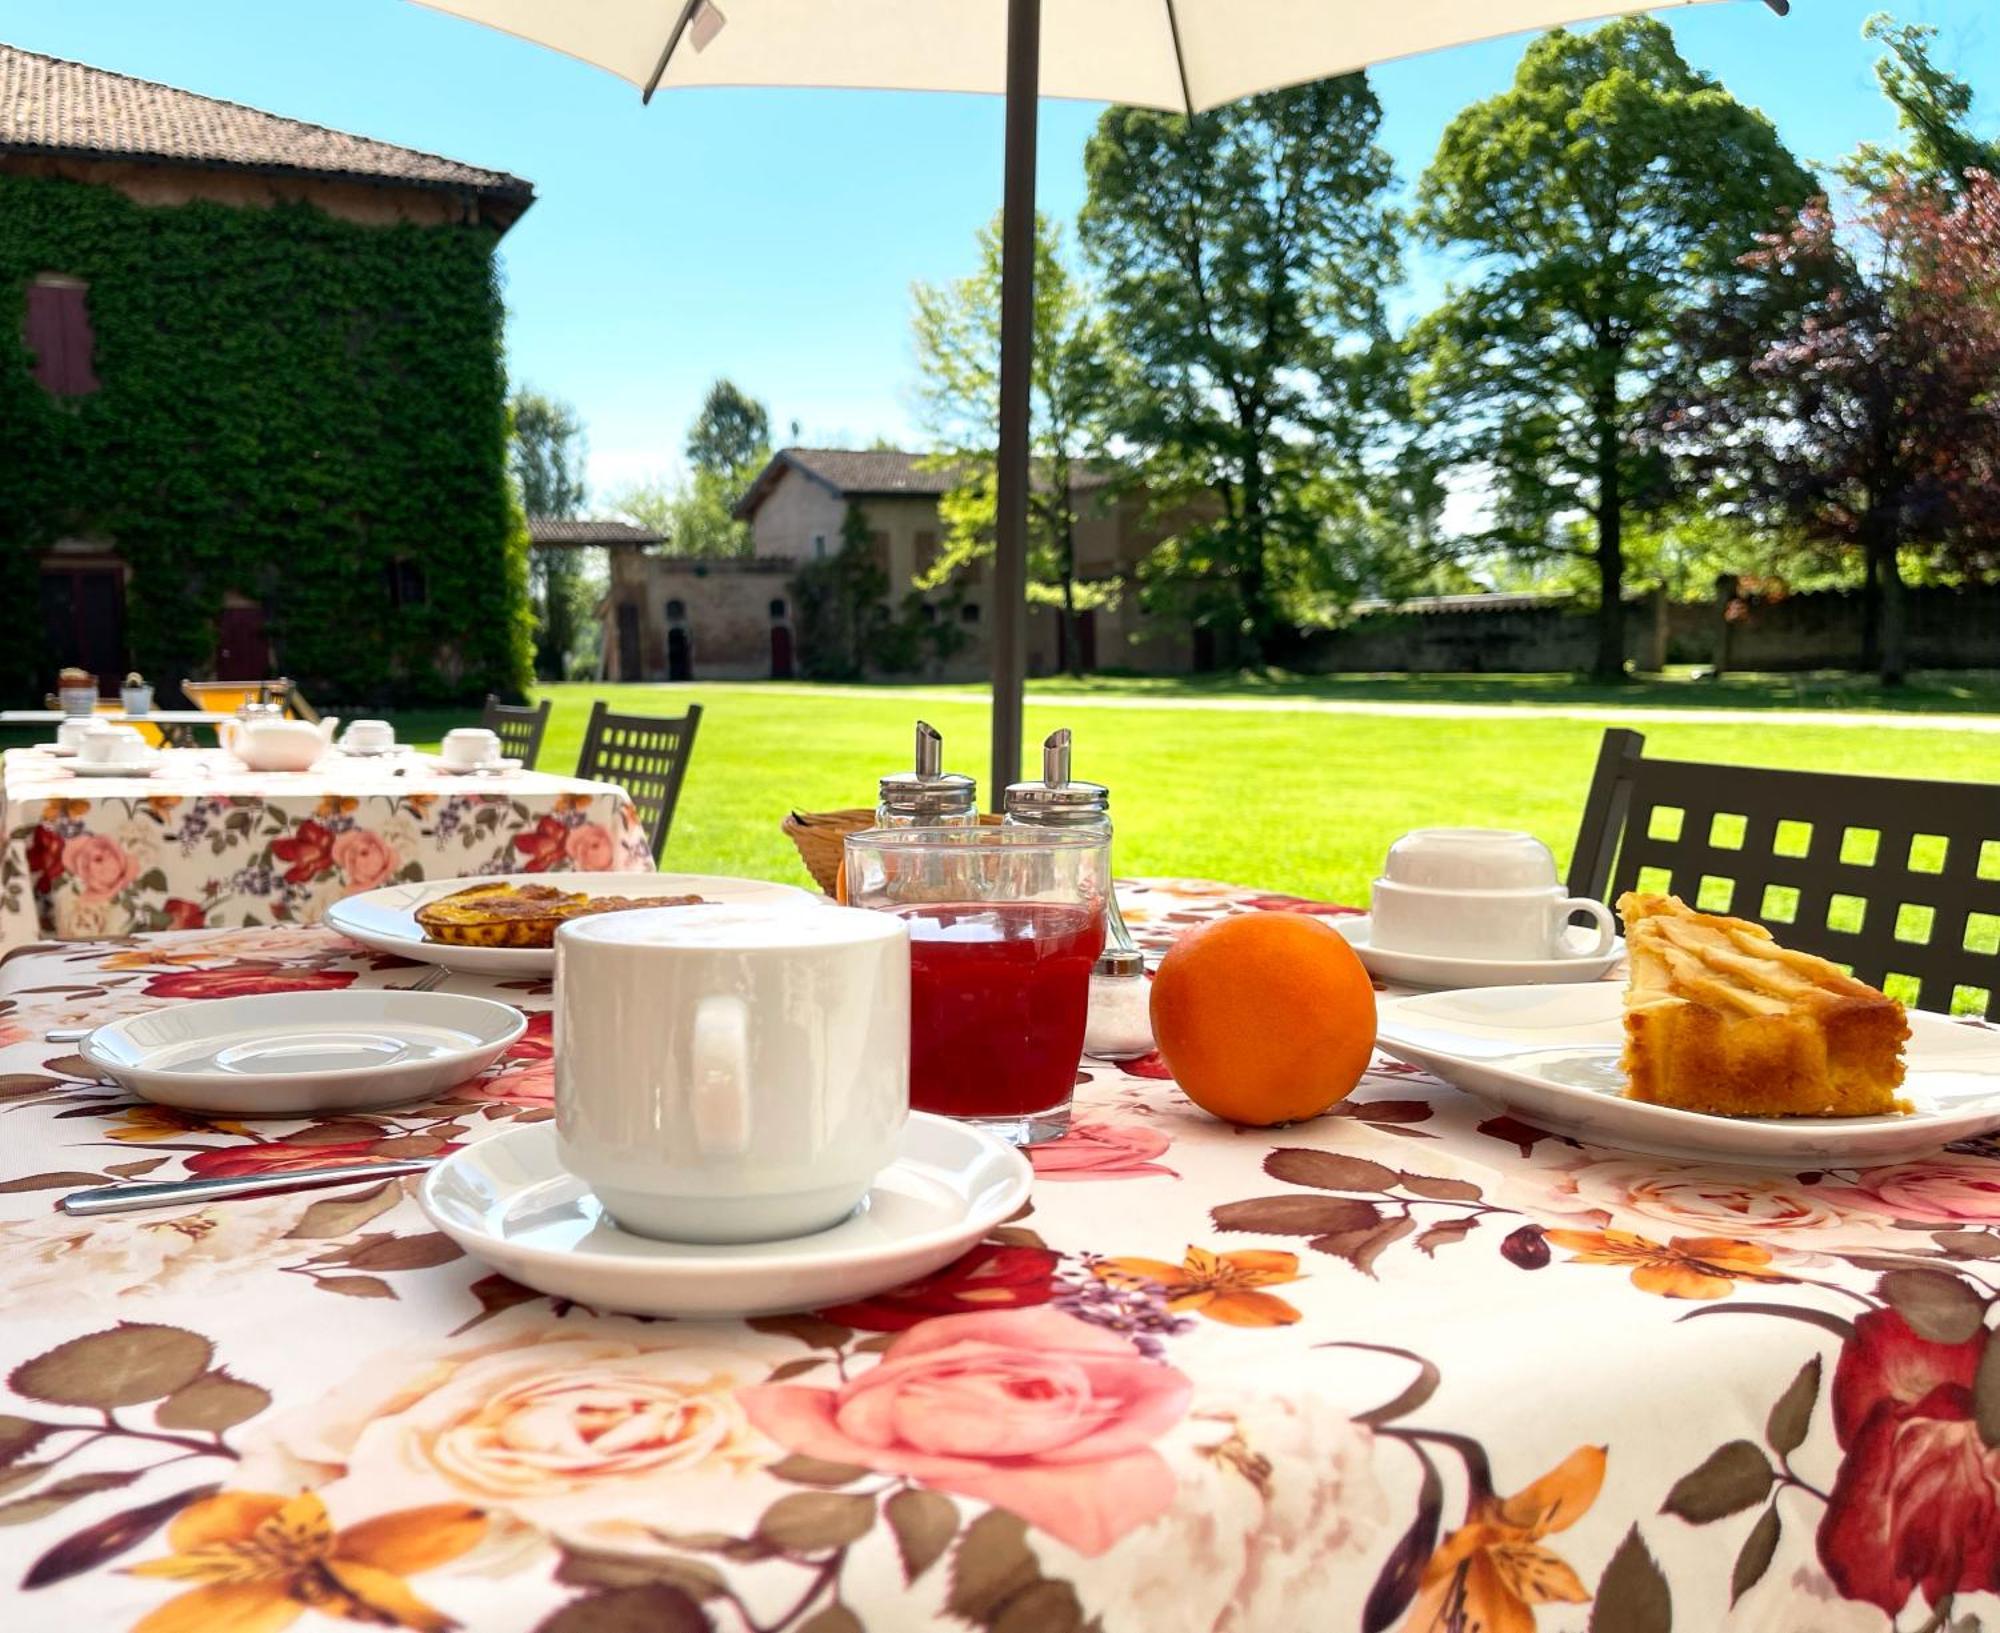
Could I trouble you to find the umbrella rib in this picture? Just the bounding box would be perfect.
[1162,0,1195,116]
[642,0,703,102]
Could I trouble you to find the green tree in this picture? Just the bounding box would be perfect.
[1843,14,2000,199]
[910,211,1116,675]
[1411,18,1817,679]
[611,379,773,559]
[1081,79,1397,667]
[686,378,771,478]
[507,388,592,684]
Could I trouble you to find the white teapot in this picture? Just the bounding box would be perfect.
[220,714,339,772]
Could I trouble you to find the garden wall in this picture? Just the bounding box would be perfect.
[1288,585,2000,674]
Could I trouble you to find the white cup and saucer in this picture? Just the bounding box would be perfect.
[69,724,161,778]
[45,717,99,757]
[435,727,518,775]
[418,900,1032,1318]
[339,719,402,757]
[1331,828,1624,989]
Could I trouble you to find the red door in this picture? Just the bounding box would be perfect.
[216,604,272,680]
[771,625,795,679]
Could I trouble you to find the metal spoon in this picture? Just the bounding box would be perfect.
[61,1160,438,1217]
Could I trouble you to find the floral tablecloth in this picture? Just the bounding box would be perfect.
[0,748,653,949]
[0,878,1995,1633]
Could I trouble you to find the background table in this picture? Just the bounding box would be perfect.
[0,746,653,948]
[0,879,1994,1632]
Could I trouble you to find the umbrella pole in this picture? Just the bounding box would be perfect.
[989,0,1039,805]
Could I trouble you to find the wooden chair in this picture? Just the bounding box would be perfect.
[480,695,553,769]
[1569,727,2000,1017]
[575,700,703,864]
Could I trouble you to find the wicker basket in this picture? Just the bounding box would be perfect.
[782,808,1004,896]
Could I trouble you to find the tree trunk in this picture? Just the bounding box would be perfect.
[1876,544,1907,688]
[1237,451,1273,671]
[1592,348,1624,680]
[1592,395,1626,682]
[1858,556,1882,674]
[1060,574,1082,679]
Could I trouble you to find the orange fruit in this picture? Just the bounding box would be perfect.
[1149,912,1377,1126]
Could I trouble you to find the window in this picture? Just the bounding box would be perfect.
[921,603,939,624]
[666,598,687,621]
[914,529,939,576]
[812,534,828,559]
[869,530,892,573]
[386,558,427,607]
[24,276,98,397]
[768,598,787,620]
[961,602,981,624]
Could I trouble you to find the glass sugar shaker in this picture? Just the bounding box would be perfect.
[876,720,978,828]
[1003,729,1153,1060]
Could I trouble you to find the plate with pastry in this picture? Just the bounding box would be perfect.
[326,872,816,973]
[1374,892,2000,1167]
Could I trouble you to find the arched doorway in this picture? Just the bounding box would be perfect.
[667,625,692,681]
[769,596,794,679]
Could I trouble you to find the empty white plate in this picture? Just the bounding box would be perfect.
[326,871,816,974]
[1376,984,2000,1167]
[420,1115,1034,1319]
[1333,914,1624,989]
[81,989,527,1115]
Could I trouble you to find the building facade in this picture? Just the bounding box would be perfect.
[601,447,1202,682]
[0,44,535,704]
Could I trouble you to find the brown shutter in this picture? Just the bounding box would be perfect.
[23,281,97,397]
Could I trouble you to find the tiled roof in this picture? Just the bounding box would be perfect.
[0,42,533,221]
[735,447,1123,519]
[528,517,662,547]
[783,448,960,498]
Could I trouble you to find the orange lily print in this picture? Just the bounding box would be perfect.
[1402,1446,1605,1633]
[1543,1228,1789,1300]
[126,1491,483,1633]
[106,1106,249,1142]
[1095,1244,1304,1326]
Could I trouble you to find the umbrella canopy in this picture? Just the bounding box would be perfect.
[414,0,1784,796]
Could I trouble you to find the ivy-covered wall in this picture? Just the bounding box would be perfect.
[0,172,534,703]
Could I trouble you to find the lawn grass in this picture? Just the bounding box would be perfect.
[380,678,2000,906]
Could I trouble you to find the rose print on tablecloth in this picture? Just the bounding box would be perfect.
[1027,1120,1176,1181]
[818,1241,1062,1331]
[141,965,358,1001]
[511,816,569,871]
[270,819,337,885]
[1816,1157,2000,1227]
[741,1308,1193,1556]
[563,823,617,871]
[65,834,140,901]
[330,828,398,893]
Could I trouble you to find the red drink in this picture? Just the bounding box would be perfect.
[899,901,1106,1119]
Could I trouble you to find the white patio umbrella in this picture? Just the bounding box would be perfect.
[414,0,1788,798]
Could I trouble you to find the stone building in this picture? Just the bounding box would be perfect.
[599,447,1201,682]
[1,43,534,702]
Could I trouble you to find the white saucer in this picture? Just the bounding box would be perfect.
[421,1115,1034,1319]
[1376,984,2000,1167]
[80,989,527,1115]
[1333,914,1624,988]
[434,756,522,776]
[42,743,78,757]
[68,755,164,778]
[326,871,816,974]
[338,742,406,758]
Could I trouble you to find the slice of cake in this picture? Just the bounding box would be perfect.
[1618,892,1909,1118]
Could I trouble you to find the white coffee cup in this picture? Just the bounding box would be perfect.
[343,719,396,753]
[440,727,500,769]
[1369,828,1616,961]
[54,718,97,752]
[555,902,910,1244]
[77,725,148,767]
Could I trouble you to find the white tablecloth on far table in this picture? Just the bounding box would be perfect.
[0,747,653,946]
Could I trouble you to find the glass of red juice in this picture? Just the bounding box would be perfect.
[842,827,1109,1145]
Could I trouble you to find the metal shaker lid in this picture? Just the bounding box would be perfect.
[1004,728,1108,816]
[879,719,976,815]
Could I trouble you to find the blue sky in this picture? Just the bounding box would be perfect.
[2,0,1993,501]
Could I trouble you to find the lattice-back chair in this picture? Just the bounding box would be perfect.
[1569,728,2000,1018]
[480,695,553,769]
[574,700,703,864]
